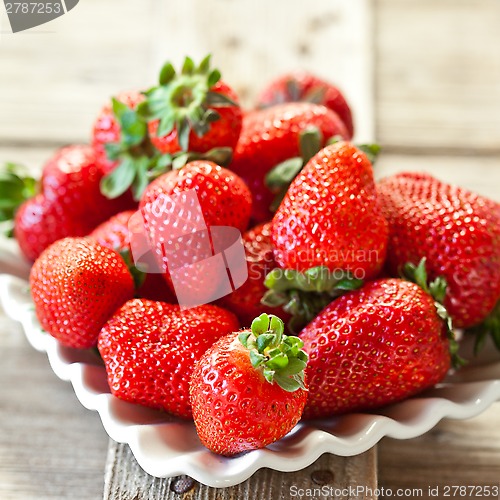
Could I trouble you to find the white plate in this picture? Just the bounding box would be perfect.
[1,253,500,487]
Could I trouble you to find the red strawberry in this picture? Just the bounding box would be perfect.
[300,277,452,419]
[89,210,177,303]
[219,223,290,327]
[257,72,354,139]
[98,298,239,419]
[92,90,145,174]
[272,141,388,280]
[377,172,500,329]
[13,145,135,261]
[30,237,135,349]
[190,313,308,455]
[230,102,349,223]
[139,161,252,305]
[144,56,242,155]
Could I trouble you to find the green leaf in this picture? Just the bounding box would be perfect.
[111,97,130,120]
[182,56,195,75]
[159,62,176,85]
[207,69,221,88]
[197,54,211,74]
[265,157,304,191]
[238,332,251,348]
[299,127,322,164]
[119,249,146,289]
[256,333,275,352]
[104,142,124,161]
[249,350,266,368]
[131,156,150,201]
[251,313,270,336]
[205,91,238,107]
[273,373,303,392]
[357,143,381,165]
[177,118,191,151]
[267,353,288,370]
[100,157,136,199]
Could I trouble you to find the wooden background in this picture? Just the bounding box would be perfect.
[1,0,500,499]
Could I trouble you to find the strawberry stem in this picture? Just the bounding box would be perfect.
[0,163,38,236]
[467,301,500,355]
[262,266,363,334]
[402,257,466,368]
[238,313,308,392]
[141,55,236,152]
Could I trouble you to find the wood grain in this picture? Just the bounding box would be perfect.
[379,402,500,498]
[0,312,108,500]
[103,443,377,500]
[375,0,500,152]
[0,0,373,145]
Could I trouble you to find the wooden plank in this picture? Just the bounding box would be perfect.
[103,442,377,500]
[375,0,500,152]
[0,0,373,145]
[378,402,500,496]
[0,311,108,500]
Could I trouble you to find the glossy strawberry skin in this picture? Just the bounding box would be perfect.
[218,223,290,327]
[230,102,349,223]
[190,331,308,455]
[140,160,252,231]
[300,278,451,419]
[257,72,354,139]
[139,161,252,302]
[89,211,177,303]
[92,90,145,174]
[378,172,500,328]
[149,81,243,155]
[98,299,239,419]
[30,237,135,349]
[14,145,136,262]
[272,141,388,280]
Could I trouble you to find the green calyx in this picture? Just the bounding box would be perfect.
[100,97,156,201]
[100,97,233,201]
[265,127,323,211]
[238,313,308,392]
[262,266,363,334]
[139,55,237,151]
[0,163,38,236]
[327,136,381,166]
[402,258,466,368]
[467,301,500,355]
[119,248,146,290]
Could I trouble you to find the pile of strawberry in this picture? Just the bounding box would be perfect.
[3,55,500,457]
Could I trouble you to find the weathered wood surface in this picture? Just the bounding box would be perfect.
[0,310,109,500]
[103,444,377,500]
[375,0,500,152]
[0,0,373,144]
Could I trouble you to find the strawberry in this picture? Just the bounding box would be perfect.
[272,141,388,280]
[30,237,135,349]
[377,172,500,330]
[190,313,308,455]
[300,275,453,419]
[12,145,135,261]
[218,222,290,327]
[143,56,242,155]
[230,102,349,223]
[257,72,354,139]
[89,210,177,303]
[98,298,239,419]
[139,160,252,306]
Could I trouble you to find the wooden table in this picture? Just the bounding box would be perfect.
[1,0,500,498]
